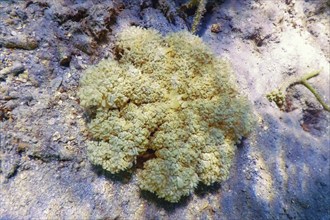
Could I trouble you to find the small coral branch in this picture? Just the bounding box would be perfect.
[192,0,207,34]
[181,0,207,34]
[267,70,330,112]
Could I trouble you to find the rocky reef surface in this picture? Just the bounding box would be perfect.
[0,0,329,219]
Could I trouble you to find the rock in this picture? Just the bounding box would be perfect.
[0,33,38,50]
[49,2,90,24]
[0,62,25,79]
[50,76,63,92]
[81,3,117,42]
[0,152,20,180]
[12,9,28,20]
[58,45,72,67]
[27,63,48,86]
[3,100,19,111]
[211,23,221,33]
[73,34,95,55]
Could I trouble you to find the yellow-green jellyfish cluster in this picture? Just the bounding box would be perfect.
[78,26,254,202]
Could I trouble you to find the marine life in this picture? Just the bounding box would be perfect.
[78,26,254,202]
